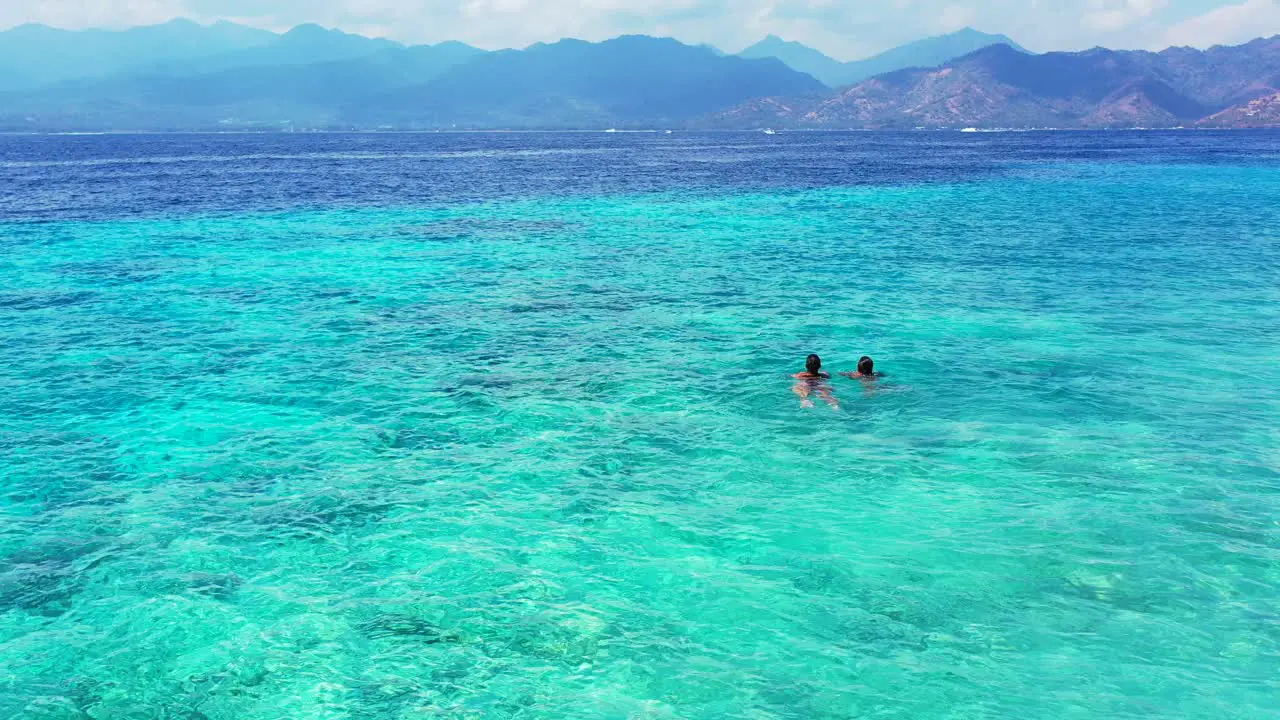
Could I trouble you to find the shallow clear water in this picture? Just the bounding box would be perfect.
[1,132,1278,719]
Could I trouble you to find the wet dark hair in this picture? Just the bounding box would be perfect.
[858,356,874,375]
[806,354,822,373]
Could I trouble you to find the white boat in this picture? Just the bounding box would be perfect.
[604,128,619,133]
[664,130,674,134]
[960,127,979,133]
[762,128,777,135]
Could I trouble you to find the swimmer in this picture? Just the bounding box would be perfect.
[841,356,884,380]
[793,354,839,409]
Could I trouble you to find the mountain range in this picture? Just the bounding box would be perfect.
[0,19,277,91]
[0,20,1277,130]
[738,28,1027,87]
[0,28,821,130]
[716,37,1280,129]
[350,37,823,128]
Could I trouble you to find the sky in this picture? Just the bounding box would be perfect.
[2,0,1278,58]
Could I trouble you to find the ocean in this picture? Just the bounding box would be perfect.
[1,131,1277,719]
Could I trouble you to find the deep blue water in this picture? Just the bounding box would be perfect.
[1,131,1278,719]
[4,131,1279,222]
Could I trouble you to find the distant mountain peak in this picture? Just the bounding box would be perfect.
[739,35,844,86]
[286,23,333,36]
[746,34,813,51]
[433,40,479,51]
[276,23,401,52]
[967,42,1024,60]
[9,22,59,34]
[717,34,1280,130]
[608,34,681,46]
[904,27,1029,54]
[737,28,1029,88]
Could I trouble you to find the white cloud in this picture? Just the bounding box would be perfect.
[937,3,977,32]
[0,0,188,29]
[1164,0,1280,47]
[1082,0,1167,32]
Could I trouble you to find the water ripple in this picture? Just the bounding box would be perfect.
[0,135,1278,719]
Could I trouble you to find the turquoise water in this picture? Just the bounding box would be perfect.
[2,136,1279,719]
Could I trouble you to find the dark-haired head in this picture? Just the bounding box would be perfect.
[858,356,874,375]
[806,354,822,374]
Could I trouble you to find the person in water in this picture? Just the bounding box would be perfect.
[793,354,839,409]
[841,356,883,380]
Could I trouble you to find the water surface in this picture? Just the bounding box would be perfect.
[1,132,1278,719]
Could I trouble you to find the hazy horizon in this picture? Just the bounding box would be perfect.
[2,1,1279,60]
